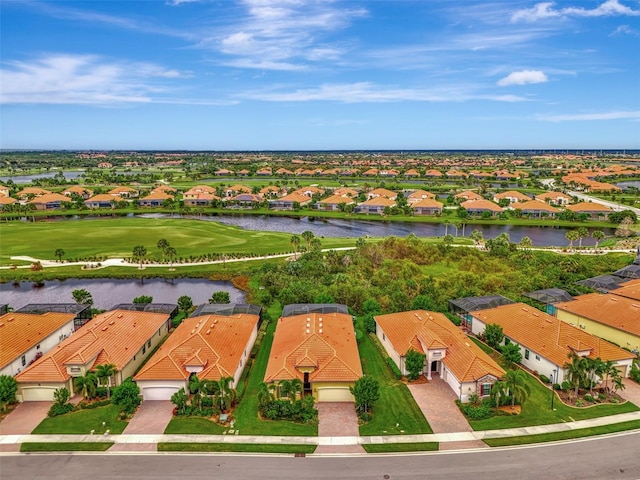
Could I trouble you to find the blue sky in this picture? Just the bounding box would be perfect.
[1,0,639,150]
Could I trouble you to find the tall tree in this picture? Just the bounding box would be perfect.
[165,246,177,268]
[177,295,193,313]
[565,353,588,398]
[470,229,484,246]
[0,375,18,410]
[405,349,426,381]
[350,376,380,414]
[301,230,315,251]
[132,245,147,269]
[591,230,605,251]
[54,248,65,262]
[290,235,301,259]
[209,291,230,304]
[157,238,170,261]
[484,324,504,349]
[257,382,275,408]
[492,369,530,407]
[94,363,118,399]
[576,227,589,249]
[565,230,579,250]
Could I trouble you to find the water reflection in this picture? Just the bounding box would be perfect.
[0,278,245,310]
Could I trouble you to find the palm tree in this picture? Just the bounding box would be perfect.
[289,378,303,402]
[301,230,315,251]
[74,372,98,400]
[54,248,65,262]
[157,238,169,261]
[565,230,579,251]
[443,219,450,236]
[290,235,301,259]
[518,236,532,250]
[600,359,617,392]
[189,375,203,410]
[453,221,462,237]
[470,229,484,246]
[565,353,587,399]
[257,382,274,408]
[278,379,292,400]
[132,244,147,269]
[165,246,177,268]
[498,369,530,408]
[94,363,118,399]
[216,376,235,412]
[576,227,589,249]
[310,237,322,251]
[591,230,605,251]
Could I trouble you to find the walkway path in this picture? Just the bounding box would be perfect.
[3,410,639,451]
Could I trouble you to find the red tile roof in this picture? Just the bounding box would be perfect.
[555,293,640,336]
[0,312,76,369]
[135,313,259,382]
[264,313,362,383]
[375,310,504,382]
[16,310,169,383]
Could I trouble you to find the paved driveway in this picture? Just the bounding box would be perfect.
[408,376,486,450]
[315,402,364,454]
[618,379,640,406]
[108,401,174,452]
[0,401,52,452]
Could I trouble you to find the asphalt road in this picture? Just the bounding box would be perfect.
[3,431,640,480]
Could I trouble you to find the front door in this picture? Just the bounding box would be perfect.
[303,372,311,394]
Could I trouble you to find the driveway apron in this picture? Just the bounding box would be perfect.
[315,402,364,454]
[108,401,174,452]
[0,402,52,452]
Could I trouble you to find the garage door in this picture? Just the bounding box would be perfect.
[141,386,180,401]
[317,387,354,402]
[21,387,57,401]
[616,365,628,377]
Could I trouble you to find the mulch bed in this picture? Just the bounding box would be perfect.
[496,405,521,415]
[555,389,625,407]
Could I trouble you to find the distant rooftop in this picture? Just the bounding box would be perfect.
[449,295,514,314]
[523,288,574,304]
[109,303,178,316]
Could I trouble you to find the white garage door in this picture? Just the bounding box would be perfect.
[142,386,180,401]
[317,387,354,402]
[21,387,57,401]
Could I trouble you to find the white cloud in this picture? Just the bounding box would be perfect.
[167,0,201,5]
[538,111,640,121]
[0,54,187,105]
[237,82,527,103]
[512,0,640,22]
[611,24,639,35]
[497,70,548,86]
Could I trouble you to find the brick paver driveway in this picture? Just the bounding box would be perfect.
[618,379,640,406]
[108,400,174,452]
[315,402,364,454]
[408,376,486,450]
[0,401,52,452]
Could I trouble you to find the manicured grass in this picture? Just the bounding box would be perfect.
[0,217,358,266]
[20,442,113,452]
[468,338,640,431]
[357,332,432,436]
[157,442,316,454]
[164,417,226,435]
[483,420,640,447]
[231,310,318,436]
[363,442,439,453]
[31,405,128,434]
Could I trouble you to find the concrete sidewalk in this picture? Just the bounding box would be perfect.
[2,410,639,448]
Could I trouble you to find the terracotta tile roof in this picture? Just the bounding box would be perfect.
[16,310,169,383]
[454,190,483,201]
[536,192,573,202]
[609,279,640,301]
[375,310,504,382]
[274,192,312,204]
[28,193,70,205]
[63,186,94,196]
[17,187,51,197]
[231,193,263,202]
[184,185,217,196]
[411,198,443,210]
[494,191,531,202]
[85,194,116,203]
[461,199,504,212]
[565,202,613,213]
[471,303,634,366]
[424,169,443,177]
[358,196,396,207]
[333,187,359,197]
[135,313,259,382]
[317,195,355,205]
[264,313,362,383]
[555,293,640,336]
[407,190,436,202]
[0,196,17,205]
[0,312,76,369]
[226,185,252,194]
[140,191,173,201]
[108,186,137,195]
[516,200,560,213]
[367,188,397,199]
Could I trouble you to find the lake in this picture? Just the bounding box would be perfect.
[0,278,245,310]
[614,181,640,190]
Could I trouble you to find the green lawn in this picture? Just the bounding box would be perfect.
[223,307,318,436]
[483,420,640,447]
[157,443,316,453]
[468,338,639,431]
[31,405,128,434]
[20,442,113,452]
[358,332,432,436]
[0,217,358,266]
[164,417,226,435]
[363,442,439,453]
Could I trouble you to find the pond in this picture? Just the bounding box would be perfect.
[0,171,86,184]
[614,180,640,190]
[0,278,245,311]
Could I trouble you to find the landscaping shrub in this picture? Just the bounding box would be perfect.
[457,399,493,420]
[386,357,402,380]
[539,374,550,384]
[553,383,562,391]
[78,399,110,410]
[584,394,595,403]
[47,402,75,417]
[260,396,317,424]
[561,381,571,391]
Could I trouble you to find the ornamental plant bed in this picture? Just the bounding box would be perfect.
[402,376,428,385]
[555,389,625,408]
[496,405,521,415]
